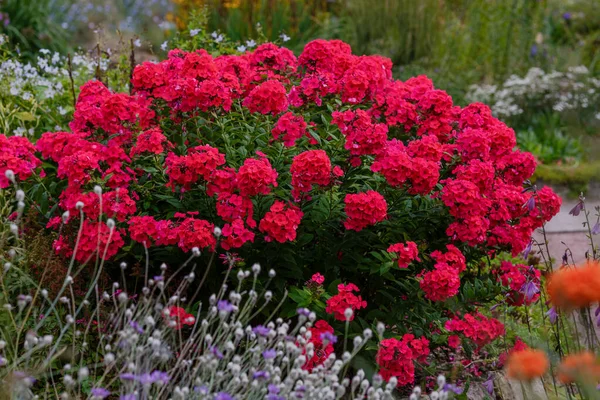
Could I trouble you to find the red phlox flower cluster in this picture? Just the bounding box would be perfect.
[298,39,354,77]
[236,155,278,197]
[430,244,466,273]
[271,112,308,147]
[258,201,303,243]
[414,88,455,140]
[325,283,367,321]
[290,150,332,200]
[71,81,154,142]
[242,80,288,115]
[249,43,297,73]
[221,219,255,250]
[332,109,388,157]
[289,72,339,107]
[174,217,216,252]
[311,273,325,285]
[371,140,440,195]
[130,127,171,156]
[163,306,195,330]
[343,190,388,232]
[103,189,137,222]
[128,215,159,246]
[419,263,461,302]
[0,134,41,188]
[165,145,226,190]
[302,319,335,371]
[216,193,255,228]
[372,81,418,130]
[445,312,505,347]
[340,55,392,104]
[206,167,237,197]
[387,241,420,268]
[71,220,125,262]
[376,334,430,386]
[128,213,217,254]
[407,134,443,163]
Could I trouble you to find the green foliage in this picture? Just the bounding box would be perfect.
[533,162,600,197]
[199,0,334,53]
[516,115,583,165]
[336,0,444,67]
[0,0,70,58]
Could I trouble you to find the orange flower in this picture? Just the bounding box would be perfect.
[558,352,600,384]
[506,349,549,381]
[547,262,600,310]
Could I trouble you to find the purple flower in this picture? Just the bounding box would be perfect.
[320,332,337,344]
[217,300,234,312]
[268,385,280,394]
[297,308,310,317]
[120,395,137,400]
[130,321,144,334]
[483,373,495,395]
[263,349,277,359]
[119,373,136,381]
[521,281,539,301]
[563,12,572,20]
[210,345,224,359]
[194,386,208,394]
[138,373,154,385]
[443,384,463,395]
[569,201,584,216]
[523,240,533,259]
[150,371,170,384]
[253,325,271,337]
[530,44,538,57]
[91,388,110,399]
[215,392,234,400]
[525,197,535,211]
[153,275,164,281]
[253,370,270,380]
[546,306,558,324]
[592,221,600,235]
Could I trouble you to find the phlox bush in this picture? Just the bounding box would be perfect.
[5,39,562,386]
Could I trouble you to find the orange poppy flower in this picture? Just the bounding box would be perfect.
[547,262,600,310]
[506,349,549,381]
[558,352,600,384]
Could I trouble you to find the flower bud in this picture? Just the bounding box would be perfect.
[344,308,353,321]
[4,169,15,181]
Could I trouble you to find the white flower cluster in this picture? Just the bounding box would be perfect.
[0,50,107,103]
[466,66,600,120]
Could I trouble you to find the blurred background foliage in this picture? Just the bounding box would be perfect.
[0,0,599,188]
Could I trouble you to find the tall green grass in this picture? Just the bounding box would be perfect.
[202,0,335,52]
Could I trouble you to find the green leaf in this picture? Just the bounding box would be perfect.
[15,111,36,122]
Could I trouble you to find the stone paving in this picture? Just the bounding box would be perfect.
[533,185,598,267]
